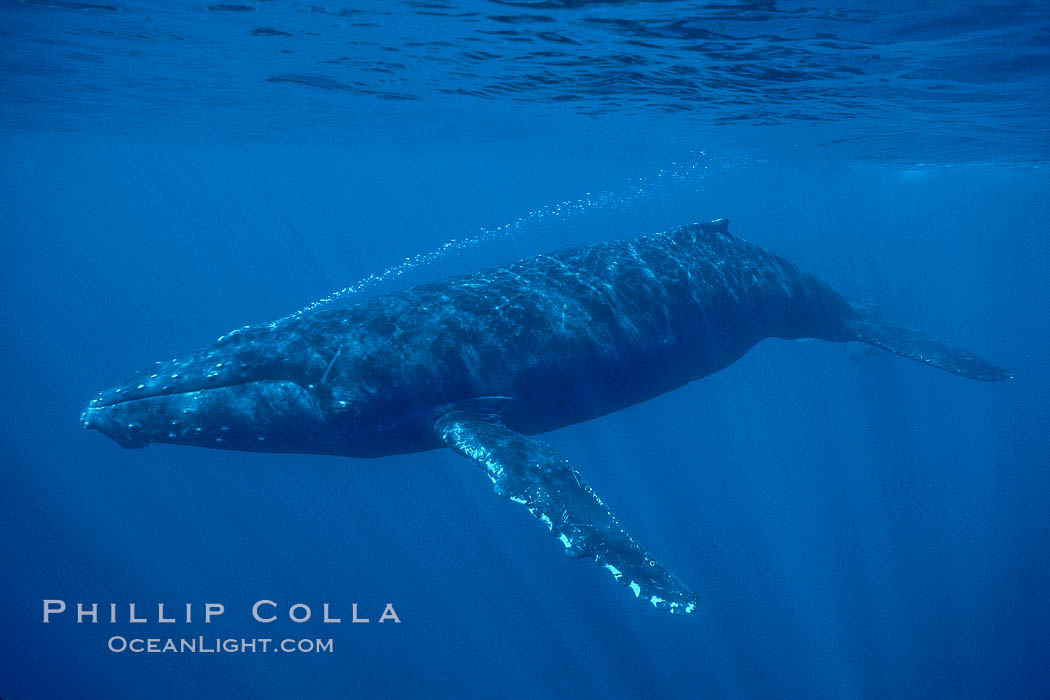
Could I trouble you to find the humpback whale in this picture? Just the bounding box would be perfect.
[83,219,1009,615]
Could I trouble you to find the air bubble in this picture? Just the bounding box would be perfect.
[283,153,723,319]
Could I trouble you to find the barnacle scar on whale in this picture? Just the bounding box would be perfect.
[83,219,1010,615]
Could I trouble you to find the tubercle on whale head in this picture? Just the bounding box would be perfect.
[82,379,326,451]
[81,322,346,452]
[87,324,283,410]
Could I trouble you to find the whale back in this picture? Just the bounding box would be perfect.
[661,219,858,343]
[288,219,863,448]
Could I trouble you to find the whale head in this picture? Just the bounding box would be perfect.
[82,323,338,453]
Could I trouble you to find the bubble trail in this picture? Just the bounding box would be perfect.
[283,153,724,321]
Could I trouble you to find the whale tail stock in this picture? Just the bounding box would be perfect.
[691,217,1009,383]
[845,317,1011,382]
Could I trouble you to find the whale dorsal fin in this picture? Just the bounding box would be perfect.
[434,409,698,615]
[668,218,732,247]
[699,217,729,234]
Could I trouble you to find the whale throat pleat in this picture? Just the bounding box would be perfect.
[434,409,698,615]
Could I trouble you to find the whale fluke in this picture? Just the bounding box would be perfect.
[435,409,698,615]
[848,318,1011,381]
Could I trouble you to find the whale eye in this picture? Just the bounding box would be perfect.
[327,388,357,414]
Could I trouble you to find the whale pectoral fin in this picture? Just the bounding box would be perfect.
[847,318,1011,381]
[434,409,698,615]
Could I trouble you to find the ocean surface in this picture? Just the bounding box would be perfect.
[2,1,1048,698]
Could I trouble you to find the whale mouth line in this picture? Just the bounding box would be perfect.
[88,378,280,410]
[83,378,321,450]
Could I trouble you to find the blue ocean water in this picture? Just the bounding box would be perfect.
[1,1,1048,698]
